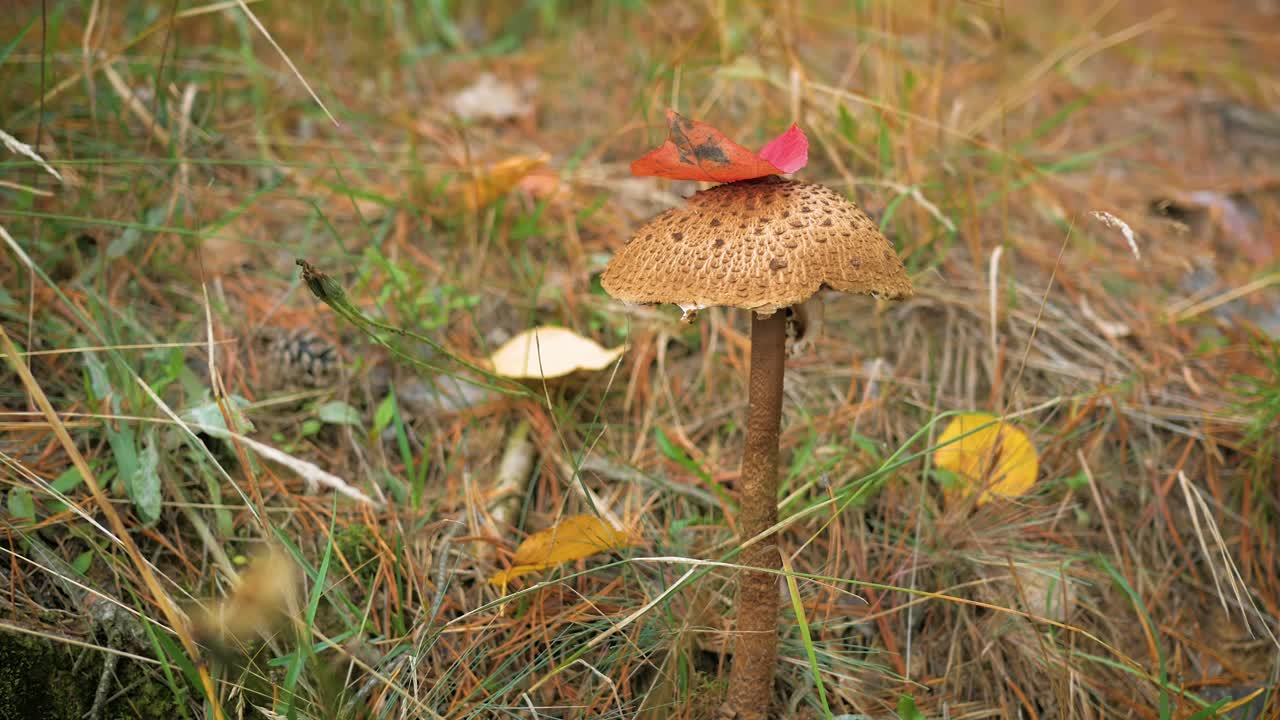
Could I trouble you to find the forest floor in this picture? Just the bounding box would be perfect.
[1,1,1279,718]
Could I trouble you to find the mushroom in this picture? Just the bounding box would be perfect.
[601,175,912,718]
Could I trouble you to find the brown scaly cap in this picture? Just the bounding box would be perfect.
[602,177,913,316]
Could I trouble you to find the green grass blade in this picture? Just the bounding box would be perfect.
[281,502,337,719]
[1097,556,1171,719]
[782,554,832,719]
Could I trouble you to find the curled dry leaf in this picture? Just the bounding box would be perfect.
[488,326,626,379]
[456,153,549,210]
[631,109,808,183]
[489,514,637,587]
[934,413,1039,506]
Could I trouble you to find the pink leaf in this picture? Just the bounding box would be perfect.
[757,124,808,174]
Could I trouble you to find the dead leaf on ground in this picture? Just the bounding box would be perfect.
[448,72,534,122]
[515,168,567,203]
[934,412,1039,506]
[980,561,1076,623]
[489,514,637,588]
[394,376,494,416]
[488,326,626,379]
[199,216,258,276]
[454,153,549,210]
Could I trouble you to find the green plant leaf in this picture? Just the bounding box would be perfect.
[373,392,397,434]
[877,112,893,171]
[318,400,363,427]
[1063,471,1089,491]
[281,507,336,719]
[130,435,162,524]
[0,16,35,68]
[654,427,710,483]
[7,487,34,522]
[141,609,202,707]
[1099,556,1171,718]
[181,394,255,436]
[836,103,856,143]
[782,554,831,718]
[83,353,112,400]
[897,695,926,720]
[52,467,84,494]
[107,205,169,258]
[1186,699,1230,720]
[72,550,94,576]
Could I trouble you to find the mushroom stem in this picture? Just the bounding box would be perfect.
[726,309,786,719]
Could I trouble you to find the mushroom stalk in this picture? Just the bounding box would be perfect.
[601,171,913,716]
[726,310,786,719]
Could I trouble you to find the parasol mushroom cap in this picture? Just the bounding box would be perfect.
[601,177,913,317]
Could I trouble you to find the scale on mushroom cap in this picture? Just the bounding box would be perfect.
[600,110,913,720]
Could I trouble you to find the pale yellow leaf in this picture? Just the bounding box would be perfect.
[488,326,626,379]
[489,514,636,586]
[934,412,1038,505]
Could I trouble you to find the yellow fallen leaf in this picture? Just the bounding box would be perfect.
[488,326,626,379]
[489,514,636,587]
[458,153,548,210]
[934,412,1038,505]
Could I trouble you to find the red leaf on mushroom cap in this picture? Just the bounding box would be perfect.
[757,124,808,173]
[631,109,809,183]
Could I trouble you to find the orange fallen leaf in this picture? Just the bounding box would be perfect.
[489,514,637,587]
[631,109,808,183]
[457,153,549,210]
[934,413,1038,505]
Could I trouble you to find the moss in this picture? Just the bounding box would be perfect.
[0,631,86,720]
[0,630,181,720]
[334,523,380,586]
